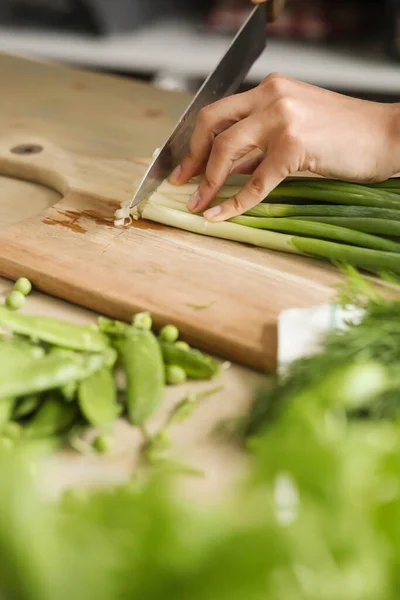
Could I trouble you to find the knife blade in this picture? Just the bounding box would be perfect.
[128,3,267,211]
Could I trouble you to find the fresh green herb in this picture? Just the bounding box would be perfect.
[246,270,400,437]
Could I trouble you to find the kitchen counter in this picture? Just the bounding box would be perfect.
[0,172,263,504]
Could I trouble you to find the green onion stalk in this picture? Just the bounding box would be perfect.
[127,184,400,273]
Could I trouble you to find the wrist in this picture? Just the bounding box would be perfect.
[388,103,400,177]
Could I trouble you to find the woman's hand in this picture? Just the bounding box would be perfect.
[169,73,400,222]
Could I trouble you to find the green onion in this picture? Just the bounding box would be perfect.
[366,178,400,194]
[246,203,400,221]
[295,217,400,237]
[268,182,400,209]
[132,196,400,274]
[127,177,400,277]
[231,216,400,253]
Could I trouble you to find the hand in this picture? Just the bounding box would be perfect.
[169,73,400,222]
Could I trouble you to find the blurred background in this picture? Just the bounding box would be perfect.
[0,0,399,102]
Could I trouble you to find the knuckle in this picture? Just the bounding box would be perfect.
[247,176,266,198]
[263,71,284,84]
[204,173,220,191]
[262,72,287,95]
[197,104,215,128]
[281,125,302,152]
[213,133,230,155]
[274,97,297,124]
[231,194,246,214]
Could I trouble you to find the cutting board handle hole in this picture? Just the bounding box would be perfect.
[10,144,43,156]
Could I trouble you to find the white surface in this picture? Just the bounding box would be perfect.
[0,20,399,93]
[278,303,364,371]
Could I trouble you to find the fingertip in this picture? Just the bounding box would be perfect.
[168,164,183,185]
[169,155,196,185]
[203,204,223,222]
[187,190,201,212]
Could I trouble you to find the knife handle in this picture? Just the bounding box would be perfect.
[265,0,287,22]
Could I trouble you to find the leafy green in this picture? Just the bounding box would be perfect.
[247,269,400,436]
[1,271,400,598]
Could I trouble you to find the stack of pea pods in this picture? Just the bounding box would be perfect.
[0,278,221,458]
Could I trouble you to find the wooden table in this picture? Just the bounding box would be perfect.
[0,57,264,502]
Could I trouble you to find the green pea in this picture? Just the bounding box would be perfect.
[175,341,190,351]
[6,291,25,311]
[13,278,32,296]
[166,365,187,385]
[160,324,179,343]
[132,312,152,331]
[92,434,113,454]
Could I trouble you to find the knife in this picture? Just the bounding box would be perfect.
[128,2,268,211]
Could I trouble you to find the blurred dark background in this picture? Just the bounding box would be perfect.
[0,0,398,101]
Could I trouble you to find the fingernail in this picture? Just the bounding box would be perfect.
[169,164,182,184]
[204,205,222,220]
[188,189,200,211]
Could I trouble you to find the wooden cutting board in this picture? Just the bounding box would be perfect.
[0,53,344,371]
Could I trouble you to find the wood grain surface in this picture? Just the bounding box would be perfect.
[0,53,343,370]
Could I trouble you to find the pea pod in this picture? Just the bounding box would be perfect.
[23,393,78,438]
[0,306,109,352]
[13,395,41,420]
[10,336,45,359]
[117,329,164,426]
[160,342,219,379]
[78,367,118,428]
[0,349,115,399]
[0,338,43,367]
[98,317,130,337]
